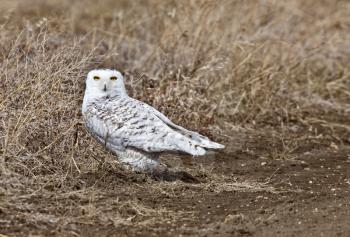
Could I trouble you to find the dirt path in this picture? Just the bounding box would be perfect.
[2,143,349,237]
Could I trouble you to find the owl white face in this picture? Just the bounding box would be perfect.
[85,69,126,98]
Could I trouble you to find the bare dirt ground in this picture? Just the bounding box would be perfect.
[0,0,350,236]
[2,133,350,237]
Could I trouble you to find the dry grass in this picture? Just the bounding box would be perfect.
[0,0,350,236]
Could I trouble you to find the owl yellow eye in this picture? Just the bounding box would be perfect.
[110,76,118,81]
[93,76,100,80]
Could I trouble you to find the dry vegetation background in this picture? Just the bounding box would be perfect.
[0,0,350,236]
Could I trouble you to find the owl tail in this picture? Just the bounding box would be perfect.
[171,133,224,156]
[165,123,225,151]
[191,135,225,150]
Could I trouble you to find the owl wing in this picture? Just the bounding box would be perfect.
[137,100,225,149]
[84,97,208,156]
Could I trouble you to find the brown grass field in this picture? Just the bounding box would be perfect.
[0,0,350,236]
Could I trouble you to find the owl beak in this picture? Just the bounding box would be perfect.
[103,84,107,92]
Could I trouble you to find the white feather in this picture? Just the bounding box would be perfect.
[82,69,224,172]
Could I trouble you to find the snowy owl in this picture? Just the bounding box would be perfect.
[82,69,224,178]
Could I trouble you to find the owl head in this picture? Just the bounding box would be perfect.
[85,69,127,98]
